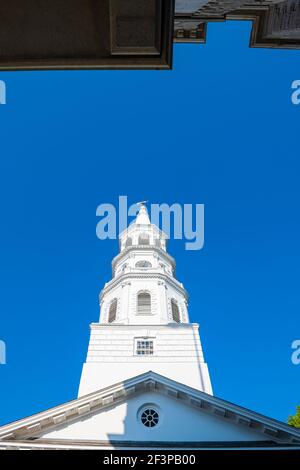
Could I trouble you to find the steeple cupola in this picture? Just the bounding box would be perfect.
[99,204,189,326]
[119,203,167,252]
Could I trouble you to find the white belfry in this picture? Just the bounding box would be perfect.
[78,204,212,396]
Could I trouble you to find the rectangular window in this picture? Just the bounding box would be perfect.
[135,339,154,356]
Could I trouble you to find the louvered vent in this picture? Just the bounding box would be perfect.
[137,292,151,315]
[108,299,117,323]
[171,299,180,323]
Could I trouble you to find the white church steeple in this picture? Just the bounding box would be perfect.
[78,204,212,397]
[100,203,188,326]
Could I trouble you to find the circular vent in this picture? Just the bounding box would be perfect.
[140,408,159,428]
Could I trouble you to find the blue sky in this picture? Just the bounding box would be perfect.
[0,20,299,425]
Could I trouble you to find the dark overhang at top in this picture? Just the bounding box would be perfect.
[0,1,299,72]
[0,0,175,70]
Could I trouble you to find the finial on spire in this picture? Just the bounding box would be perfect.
[135,201,150,225]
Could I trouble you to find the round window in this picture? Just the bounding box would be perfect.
[140,408,159,428]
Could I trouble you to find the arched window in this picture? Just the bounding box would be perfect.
[138,233,149,245]
[137,292,151,315]
[171,299,180,323]
[135,260,152,268]
[125,237,132,248]
[108,299,117,323]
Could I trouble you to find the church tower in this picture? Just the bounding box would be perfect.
[1,203,299,449]
[78,204,212,397]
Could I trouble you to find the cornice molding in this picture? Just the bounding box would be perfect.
[112,245,176,271]
[1,439,299,450]
[99,272,188,302]
[89,323,199,330]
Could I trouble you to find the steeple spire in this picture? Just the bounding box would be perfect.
[135,202,150,225]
